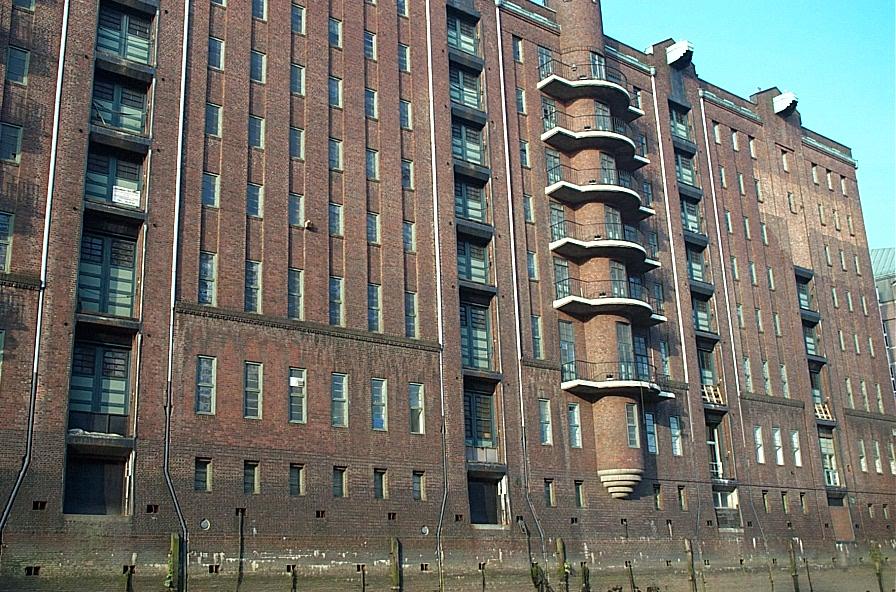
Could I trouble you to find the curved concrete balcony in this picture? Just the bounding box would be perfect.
[549,220,660,271]
[545,166,653,220]
[553,278,666,325]
[537,50,632,115]
[598,468,643,499]
[541,113,641,163]
[560,360,672,401]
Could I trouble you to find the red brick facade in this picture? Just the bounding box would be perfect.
[0,0,892,589]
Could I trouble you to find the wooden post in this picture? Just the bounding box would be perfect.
[580,561,591,592]
[361,564,367,592]
[627,562,637,592]
[870,545,884,592]
[480,561,486,592]
[556,538,569,592]
[788,540,800,592]
[802,558,814,592]
[684,539,698,592]
[390,537,402,591]
[767,561,775,592]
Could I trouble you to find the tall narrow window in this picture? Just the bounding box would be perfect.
[332,466,347,497]
[243,362,262,419]
[398,43,410,72]
[291,3,305,34]
[412,471,425,501]
[252,0,266,19]
[772,427,784,465]
[331,373,348,427]
[289,464,305,496]
[0,212,12,272]
[670,416,683,456]
[196,356,216,414]
[288,268,303,320]
[858,440,868,472]
[754,426,765,464]
[329,276,344,326]
[531,315,543,359]
[246,183,263,217]
[625,403,639,448]
[409,383,425,434]
[288,368,307,423]
[538,399,552,445]
[404,292,418,338]
[567,403,581,448]
[248,116,265,148]
[371,378,388,430]
[244,260,261,313]
[374,469,388,499]
[328,18,342,48]
[645,412,657,454]
[367,283,382,332]
[194,458,212,491]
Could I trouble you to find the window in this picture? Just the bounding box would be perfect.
[730,256,739,280]
[401,160,414,189]
[0,124,22,163]
[858,440,868,472]
[516,88,526,113]
[374,469,388,499]
[367,283,382,332]
[512,36,523,62]
[291,3,305,34]
[328,138,343,171]
[397,0,408,16]
[201,172,219,207]
[531,315,543,359]
[737,173,745,195]
[205,103,221,136]
[818,204,827,225]
[762,360,772,394]
[543,479,555,507]
[645,412,657,454]
[78,233,137,317]
[371,378,388,430]
[575,481,585,508]
[328,276,344,326]
[328,18,342,48]
[873,440,883,473]
[197,251,216,305]
[780,364,790,398]
[724,211,732,233]
[366,212,381,244]
[889,442,896,475]
[195,356,216,414]
[567,403,582,448]
[876,384,884,413]
[654,485,663,510]
[781,492,789,514]
[398,44,410,72]
[289,464,305,496]
[781,150,789,172]
[252,0,266,19]
[248,116,265,148]
[519,140,530,167]
[761,491,770,513]
[464,389,494,447]
[0,212,11,272]
[331,373,348,427]
[290,127,304,159]
[754,426,765,464]
[538,399,552,445]
[749,136,756,158]
[400,100,412,129]
[670,416,683,456]
[244,260,261,312]
[412,470,425,500]
[748,261,757,285]
[832,287,840,308]
[526,251,538,280]
[625,403,639,448]
[743,358,753,392]
[409,383,425,434]
[447,13,478,55]
[755,179,763,202]
[364,30,377,60]
[452,122,483,164]
[194,459,212,491]
[787,192,796,214]
[772,427,784,465]
[460,301,491,370]
[328,77,343,107]
[404,292,418,338]
[332,466,347,497]
[755,309,764,333]
[288,367,307,423]
[678,486,688,511]
[250,50,266,82]
[208,37,224,69]
[291,63,305,95]
[719,166,727,188]
[246,183,263,217]
[403,221,416,251]
[243,362,262,418]
[712,122,721,143]
[365,88,378,119]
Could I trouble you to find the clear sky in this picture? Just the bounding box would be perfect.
[602,0,896,251]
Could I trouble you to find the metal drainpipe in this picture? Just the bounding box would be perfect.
[0,0,72,544]
[162,0,193,588]
[494,1,547,566]
[422,2,453,589]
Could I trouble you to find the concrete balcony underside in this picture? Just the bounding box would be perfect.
[560,377,669,401]
[546,181,653,220]
[541,127,647,170]
[537,75,632,113]
[549,237,660,271]
[553,294,666,326]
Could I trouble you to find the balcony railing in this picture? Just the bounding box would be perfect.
[91,101,147,136]
[715,508,741,529]
[550,220,655,256]
[814,402,834,421]
[465,445,500,464]
[701,384,726,406]
[670,120,694,142]
[555,278,663,313]
[561,359,657,384]
[542,111,634,140]
[538,54,626,89]
[68,410,128,436]
[547,164,636,191]
[709,461,723,479]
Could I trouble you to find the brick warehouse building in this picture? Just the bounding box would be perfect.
[0,0,893,589]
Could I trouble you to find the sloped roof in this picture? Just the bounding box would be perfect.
[871,248,896,279]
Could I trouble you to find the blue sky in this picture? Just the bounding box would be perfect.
[602,0,896,251]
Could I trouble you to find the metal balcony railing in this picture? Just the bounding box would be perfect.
[91,101,147,135]
[701,384,726,406]
[715,508,741,529]
[549,220,655,257]
[824,468,840,487]
[542,111,634,140]
[538,50,627,88]
[561,359,657,384]
[546,164,637,190]
[555,278,663,313]
[709,461,723,479]
[814,402,834,421]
